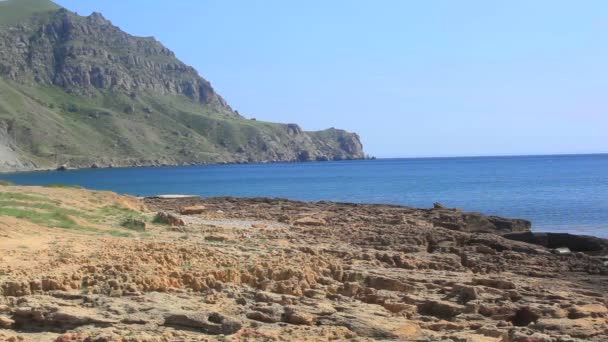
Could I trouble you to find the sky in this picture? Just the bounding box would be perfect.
[54,0,607,158]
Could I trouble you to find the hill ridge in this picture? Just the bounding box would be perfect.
[0,2,364,171]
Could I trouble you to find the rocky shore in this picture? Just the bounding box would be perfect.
[0,186,607,341]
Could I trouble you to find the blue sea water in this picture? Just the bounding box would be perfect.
[1,154,607,237]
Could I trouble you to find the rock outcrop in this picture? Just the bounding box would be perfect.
[0,9,230,111]
[0,186,607,341]
[503,232,608,256]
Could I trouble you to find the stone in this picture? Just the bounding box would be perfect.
[282,307,315,325]
[1,281,31,297]
[154,212,185,226]
[0,316,14,328]
[433,202,446,209]
[164,311,241,335]
[503,232,608,255]
[179,205,206,215]
[432,211,531,233]
[554,247,571,255]
[246,311,279,323]
[1,189,608,341]
[417,299,464,320]
[293,216,327,226]
[568,304,608,319]
[451,284,479,303]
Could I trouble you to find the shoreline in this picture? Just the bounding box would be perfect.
[0,156,370,175]
[3,152,608,175]
[0,175,605,240]
[145,195,608,254]
[0,185,606,340]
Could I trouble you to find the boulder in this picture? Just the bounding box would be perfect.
[12,306,116,329]
[154,212,185,226]
[433,202,446,209]
[246,310,279,323]
[431,211,531,234]
[179,205,206,215]
[164,311,241,335]
[282,307,315,325]
[503,232,608,255]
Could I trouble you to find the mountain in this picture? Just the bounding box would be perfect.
[0,0,364,171]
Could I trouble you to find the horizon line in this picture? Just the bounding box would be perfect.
[372,152,608,160]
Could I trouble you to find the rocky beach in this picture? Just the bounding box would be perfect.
[0,185,606,341]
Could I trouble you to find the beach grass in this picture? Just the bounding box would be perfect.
[0,190,143,237]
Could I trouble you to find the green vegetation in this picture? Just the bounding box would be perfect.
[0,0,59,26]
[0,199,84,217]
[152,214,167,225]
[0,77,336,168]
[0,180,14,186]
[0,0,362,171]
[0,190,142,236]
[97,204,140,218]
[107,230,133,237]
[120,218,146,232]
[0,191,56,203]
[0,206,91,231]
[97,204,147,232]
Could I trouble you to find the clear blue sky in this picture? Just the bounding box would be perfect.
[55,0,607,158]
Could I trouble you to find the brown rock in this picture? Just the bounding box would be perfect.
[164,311,242,335]
[568,304,608,319]
[246,311,279,323]
[283,307,315,325]
[0,316,14,328]
[154,212,185,226]
[418,299,464,320]
[293,216,327,226]
[179,205,206,215]
[473,278,516,289]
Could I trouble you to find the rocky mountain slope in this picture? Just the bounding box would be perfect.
[0,0,364,171]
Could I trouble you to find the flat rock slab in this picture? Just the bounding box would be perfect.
[150,194,200,199]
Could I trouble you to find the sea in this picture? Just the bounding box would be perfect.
[1,154,607,238]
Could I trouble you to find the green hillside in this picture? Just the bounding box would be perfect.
[0,0,364,171]
[0,0,59,25]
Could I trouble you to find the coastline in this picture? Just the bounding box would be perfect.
[3,152,608,174]
[1,155,606,240]
[0,185,606,340]
[0,156,370,174]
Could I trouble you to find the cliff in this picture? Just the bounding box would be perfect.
[0,0,364,171]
